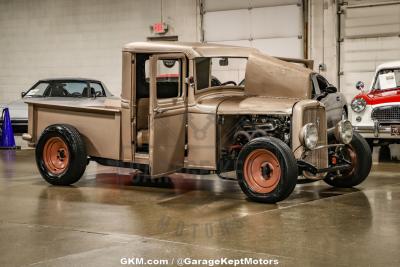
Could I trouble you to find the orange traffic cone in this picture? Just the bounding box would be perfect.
[0,108,16,149]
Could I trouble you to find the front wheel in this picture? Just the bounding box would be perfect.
[36,124,87,185]
[324,132,372,188]
[236,137,298,203]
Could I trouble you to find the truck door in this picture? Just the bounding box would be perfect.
[148,54,187,177]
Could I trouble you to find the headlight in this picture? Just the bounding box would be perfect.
[351,98,366,113]
[300,123,319,150]
[335,120,353,145]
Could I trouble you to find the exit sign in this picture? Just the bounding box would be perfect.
[152,22,168,34]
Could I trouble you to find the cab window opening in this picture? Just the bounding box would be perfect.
[195,57,247,91]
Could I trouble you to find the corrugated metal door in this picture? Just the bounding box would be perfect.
[339,1,400,103]
[202,0,304,58]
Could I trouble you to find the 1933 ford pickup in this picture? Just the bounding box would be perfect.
[23,42,372,203]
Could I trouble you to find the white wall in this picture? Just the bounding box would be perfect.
[0,0,199,103]
[308,0,339,87]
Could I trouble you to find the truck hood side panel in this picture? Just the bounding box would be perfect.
[217,96,297,115]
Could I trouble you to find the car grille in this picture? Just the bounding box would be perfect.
[302,107,328,177]
[371,106,400,122]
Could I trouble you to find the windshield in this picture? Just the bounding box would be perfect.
[24,81,105,98]
[195,57,247,91]
[373,69,400,91]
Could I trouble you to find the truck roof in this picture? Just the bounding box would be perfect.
[123,41,258,59]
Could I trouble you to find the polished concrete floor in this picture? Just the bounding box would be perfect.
[0,149,399,267]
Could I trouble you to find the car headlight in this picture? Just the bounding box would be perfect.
[300,123,319,150]
[351,98,366,113]
[335,120,353,145]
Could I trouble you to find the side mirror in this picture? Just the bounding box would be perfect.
[21,91,27,98]
[325,85,337,93]
[355,81,365,90]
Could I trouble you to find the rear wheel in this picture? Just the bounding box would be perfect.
[36,124,87,185]
[236,137,298,203]
[324,132,371,188]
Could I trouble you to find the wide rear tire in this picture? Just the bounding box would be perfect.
[236,137,298,203]
[324,132,372,188]
[36,124,87,185]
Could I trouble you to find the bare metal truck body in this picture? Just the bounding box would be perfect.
[23,42,371,203]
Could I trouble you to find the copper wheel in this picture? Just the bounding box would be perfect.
[43,137,70,175]
[342,146,357,176]
[243,149,281,194]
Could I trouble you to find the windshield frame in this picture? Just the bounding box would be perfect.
[372,68,400,91]
[193,56,248,94]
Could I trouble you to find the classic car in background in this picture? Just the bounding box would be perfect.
[23,42,372,203]
[0,78,115,133]
[351,61,400,153]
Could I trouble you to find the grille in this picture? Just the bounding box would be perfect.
[302,107,328,176]
[371,106,400,122]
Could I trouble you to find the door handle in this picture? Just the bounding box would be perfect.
[336,96,340,101]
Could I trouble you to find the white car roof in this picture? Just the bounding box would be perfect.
[376,61,400,71]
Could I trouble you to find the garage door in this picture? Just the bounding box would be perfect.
[339,1,400,103]
[202,0,304,58]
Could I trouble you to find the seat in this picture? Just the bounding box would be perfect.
[136,98,149,147]
[82,87,95,97]
[49,85,67,97]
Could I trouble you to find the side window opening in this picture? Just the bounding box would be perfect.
[141,55,182,99]
[155,58,182,99]
[136,53,151,99]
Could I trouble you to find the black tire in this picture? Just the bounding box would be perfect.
[36,124,87,185]
[236,137,298,203]
[324,132,372,188]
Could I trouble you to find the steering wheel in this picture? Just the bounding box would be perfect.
[211,76,221,86]
[220,81,237,86]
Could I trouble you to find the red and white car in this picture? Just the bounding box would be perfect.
[351,61,400,149]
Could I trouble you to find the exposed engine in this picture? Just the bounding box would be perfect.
[233,115,291,146]
[218,115,292,173]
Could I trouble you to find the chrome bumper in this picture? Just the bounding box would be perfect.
[354,121,400,139]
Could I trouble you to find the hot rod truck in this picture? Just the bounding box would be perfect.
[23,42,372,203]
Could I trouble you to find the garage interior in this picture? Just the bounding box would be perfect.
[1,0,400,266]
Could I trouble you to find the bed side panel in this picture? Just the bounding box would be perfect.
[33,106,121,160]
